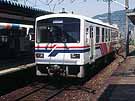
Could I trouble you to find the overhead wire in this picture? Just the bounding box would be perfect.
[27,0,35,7]
[38,0,51,11]
[25,0,87,12]
[58,0,64,5]
[70,0,76,3]
[46,0,54,5]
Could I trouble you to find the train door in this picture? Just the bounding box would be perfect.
[89,26,95,62]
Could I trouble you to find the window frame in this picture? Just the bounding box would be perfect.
[96,26,100,43]
[36,17,80,43]
[89,26,93,38]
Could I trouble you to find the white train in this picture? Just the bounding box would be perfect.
[35,13,120,78]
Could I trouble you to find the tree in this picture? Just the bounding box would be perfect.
[44,0,86,12]
[97,0,112,2]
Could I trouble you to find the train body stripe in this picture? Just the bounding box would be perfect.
[35,48,90,57]
[35,42,113,56]
[35,45,90,48]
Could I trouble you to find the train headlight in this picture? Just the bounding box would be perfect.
[35,53,44,58]
[71,54,80,59]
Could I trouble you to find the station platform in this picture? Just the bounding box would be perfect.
[99,56,135,101]
[0,58,35,76]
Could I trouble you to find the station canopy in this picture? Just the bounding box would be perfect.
[0,0,52,24]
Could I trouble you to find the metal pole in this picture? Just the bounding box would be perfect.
[35,0,37,7]
[108,0,111,24]
[24,0,25,5]
[125,0,129,57]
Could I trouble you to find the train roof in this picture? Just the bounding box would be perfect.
[36,13,118,29]
[0,22,33,29]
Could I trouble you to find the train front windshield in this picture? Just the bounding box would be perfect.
[36,18,80,43]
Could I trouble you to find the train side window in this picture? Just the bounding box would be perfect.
[85,28,89,43]
[105,29,107,42]
[106,29,109,42]
[102,28,104,42]
[89,26,93,38]
[86,28,89,34]
[110,30,112,41]
[111,30,116,41]
[108,29,111,41]
[96,27,100,43]
[111,30,114,41]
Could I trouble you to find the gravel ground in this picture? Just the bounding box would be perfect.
[50,56,125,101]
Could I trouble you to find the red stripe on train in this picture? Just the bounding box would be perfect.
[35,45,90,48]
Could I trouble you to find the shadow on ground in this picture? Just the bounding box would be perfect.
[98,84,135,101]
[129,50,135,56]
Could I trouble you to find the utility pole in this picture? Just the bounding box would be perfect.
[125,0,129,57]
[97,0,112,24]
[108,0,111,24]
[24,0,25,5]
[35,0,37,7]
[24,0,27,5]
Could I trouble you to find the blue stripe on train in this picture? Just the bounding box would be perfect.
[35,48,90,57]
[35,50,52,52]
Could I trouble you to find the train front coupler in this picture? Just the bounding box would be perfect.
[47,65,66,76]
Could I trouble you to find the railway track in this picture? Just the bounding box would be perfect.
[0,77,71,101]
[17,83,70,101]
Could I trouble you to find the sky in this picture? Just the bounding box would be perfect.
[18,0,135,17]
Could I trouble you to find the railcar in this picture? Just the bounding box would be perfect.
[0,22,34,59]
[35,14,120,78]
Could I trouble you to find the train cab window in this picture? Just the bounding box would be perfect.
[96,27,100,43]
[102,28,104,42]
[0,35,8,43]
[20,28,27,37]
[37,18,80,43]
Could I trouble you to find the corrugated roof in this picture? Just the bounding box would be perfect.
[0,0,52,18]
